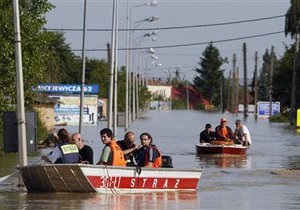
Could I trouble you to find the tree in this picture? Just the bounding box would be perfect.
[285,0,300,39]
[273,46,293,108]
[86,58,110,99]
[43,31,81,84]
[193,43,226,106]
[0,0,54,112]
[285,0,300,125]
[258,49,278,101]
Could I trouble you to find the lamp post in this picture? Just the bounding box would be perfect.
[134,33,157,120]
[125,1,158,131]
[79,0,87,133]
[108,0,118,132]
[130,15,159,122]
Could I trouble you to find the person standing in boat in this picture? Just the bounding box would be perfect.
[42,128,80,164]
[199,123,216,143]
[135,132,162,168]
[117,131,140,166]
[96,128,126,166]
[71,132,94,164]
[233,119,252,146]
[215,118,234,141]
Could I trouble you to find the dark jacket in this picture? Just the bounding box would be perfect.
[200,130,216,143]
[58,143,80,163]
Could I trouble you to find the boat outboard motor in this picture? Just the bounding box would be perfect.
[162,155,173,168]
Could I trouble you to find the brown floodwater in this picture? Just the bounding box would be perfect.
[0,110,300,209]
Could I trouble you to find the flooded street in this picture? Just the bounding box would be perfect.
[1,110,300,209]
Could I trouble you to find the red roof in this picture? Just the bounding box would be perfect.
[172,85,209,109]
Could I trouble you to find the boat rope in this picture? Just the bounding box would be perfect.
[104,165,118,195]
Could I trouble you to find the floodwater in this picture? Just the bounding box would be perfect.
[1,110,300,209]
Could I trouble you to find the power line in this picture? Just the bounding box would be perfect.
[71,31,285,51]
[45,14,285,32]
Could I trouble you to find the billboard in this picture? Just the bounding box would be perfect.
[257,101,280,117]
[52,95,98,125]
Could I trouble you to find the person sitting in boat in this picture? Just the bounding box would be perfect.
[199,123,216,143]
[96,128,126,166]
[233,119,252,146]
[215,118,234,142]
[71,132,94,164]
[117,131,140,166]
[42,128,80,164]
[135,132,162,168]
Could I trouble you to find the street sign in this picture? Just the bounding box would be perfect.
[257,101,280,117]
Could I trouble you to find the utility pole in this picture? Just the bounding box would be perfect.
[269,46,274,119]
[231,54,236,113]
[220,76,223,112]
[290,31,299,126]
[108,0,117,131]
[254,51,258,119]
[243,43,248,117]
[186,81,189,110]
[235,67,239,115]
[79,0,87,134]
[13,0,27,169]
[227,69,231,112]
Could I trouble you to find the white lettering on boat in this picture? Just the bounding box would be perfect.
[99,176,121,188]
[130,178,135,187]
[163,179,168,188]
[142,178,147,187]
[152,179,158,188]
[174,179,180,188]
[92,176,184,189]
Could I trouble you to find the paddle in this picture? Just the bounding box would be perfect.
[0,152,52,184]
[0,171,20,183]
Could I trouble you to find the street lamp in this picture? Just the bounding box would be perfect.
[125,1,158,131]
[130,16,159,122]
[133,32,157,120]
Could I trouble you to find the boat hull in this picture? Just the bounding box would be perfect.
[196,143,248,155]
[20,164,202,194]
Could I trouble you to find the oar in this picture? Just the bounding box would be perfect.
[0,171,20,183]
[0,152,52,184]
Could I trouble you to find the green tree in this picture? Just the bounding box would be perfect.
[273,45,294,107]
[285,0,300,39]
[193,43,226,106]
[42,31,81,84]
[285,0,300,124]
[0,0,53,111]
[86,58,110,99]
[258,49,271,101]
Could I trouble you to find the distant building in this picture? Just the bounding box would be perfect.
[146,84,209,110]
[33,94,58,132]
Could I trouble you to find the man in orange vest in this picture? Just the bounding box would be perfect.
[96,128,126,166]
[215,118,234,141]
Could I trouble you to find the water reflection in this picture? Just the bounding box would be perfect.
[196,155,251,168]
[7,191,199,209]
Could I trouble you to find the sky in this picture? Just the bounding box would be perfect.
[46,0,293,81]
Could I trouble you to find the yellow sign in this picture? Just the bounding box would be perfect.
[297,109,300,128]
[61,144,79,154]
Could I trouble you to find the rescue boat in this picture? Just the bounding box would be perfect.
[20,164,202,194]
[196,142,248,155]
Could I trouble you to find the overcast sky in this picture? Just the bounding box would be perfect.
[46,0,292,81]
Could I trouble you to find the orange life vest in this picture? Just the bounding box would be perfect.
[108,140,126,166]
[145,146,162,168]
[221,127,228,138]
